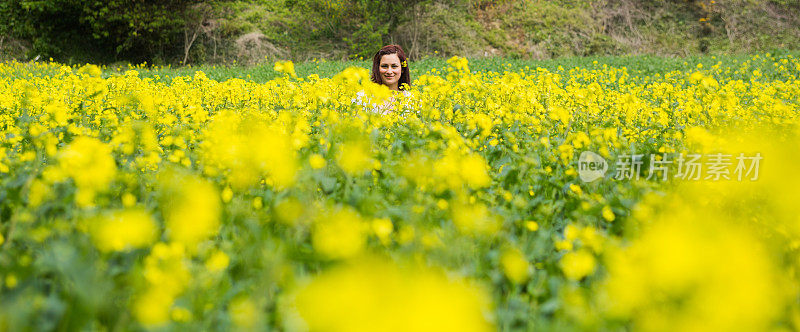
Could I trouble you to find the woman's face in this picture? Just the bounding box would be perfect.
[379,53,402,89]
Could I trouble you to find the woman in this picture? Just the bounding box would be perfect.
[355,45,413,114]
[371,45,411,91]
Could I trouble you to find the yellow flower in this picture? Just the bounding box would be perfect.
[336,140,372,176]
[201,112,298,189]
[58,136,117,198]
[273,60,297,78]
[221,186,233,203]
[371,218,393,245]
[446,56,470,72]
[133,289,173,327]
[501,247,530,284]
[159,171,221,250]
[275,197,304,225]
[230,297,260,329]
[569,184,583,195]
[309,153,326,169]
[143,242,191,295]
[601,215,788,330]
[205,250,230,272]
[602,205,615,222]
[121,192,137,207]
[4,274,18,289]
[560,249,596,281]
[252,197,263,210]
[27,179,50,208]
[77,64,102,77]
[460,154,491,188]
[451,203,501,236]
[555,240,573,251]
[90,208,158,253]
[564,224,579,241]
[44,101,70,126]
[132,242,191,327]
[312,207,366,259]
[286,258,494,332]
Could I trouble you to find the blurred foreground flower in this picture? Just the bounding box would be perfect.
[312,206,367,259]
[274,60,297,78]
[597,127,798,331]
[159,170,221,250]
[285,258,494,332]
[57,136,117,206]
[599,211,788,331]
[133,242,191,327]
[201,111,298,189]
[90,208,158,252]
[500,247,530,284]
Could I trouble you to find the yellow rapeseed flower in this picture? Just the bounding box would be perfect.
[312,207,367,259]
[336,140,372,176]
[159,171,221,250]
[309,153,327,169]
[230,296,260,329]
[58,136,117,205]
[205,250,230,272]
[90,208,158,253]
[560,249,596,281]
[501,247,530,284]
[286,258,494,332]
[274,60,297,78]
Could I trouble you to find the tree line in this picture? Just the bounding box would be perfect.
[2,0,798,64]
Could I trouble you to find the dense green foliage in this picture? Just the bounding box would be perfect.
[1,0,799,64]
[0,0,220,63]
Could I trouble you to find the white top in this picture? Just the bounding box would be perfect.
[354,90,413,115]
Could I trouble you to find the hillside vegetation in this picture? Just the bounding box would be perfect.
[1,0,799,64]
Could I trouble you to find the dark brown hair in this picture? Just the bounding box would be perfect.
[371,45,411,90]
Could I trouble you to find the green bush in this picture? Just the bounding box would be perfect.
[0,0,227,63]
[2,0,798,63]
[282,0,428,59]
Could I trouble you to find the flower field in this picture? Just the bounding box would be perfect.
[1,53,800,331]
